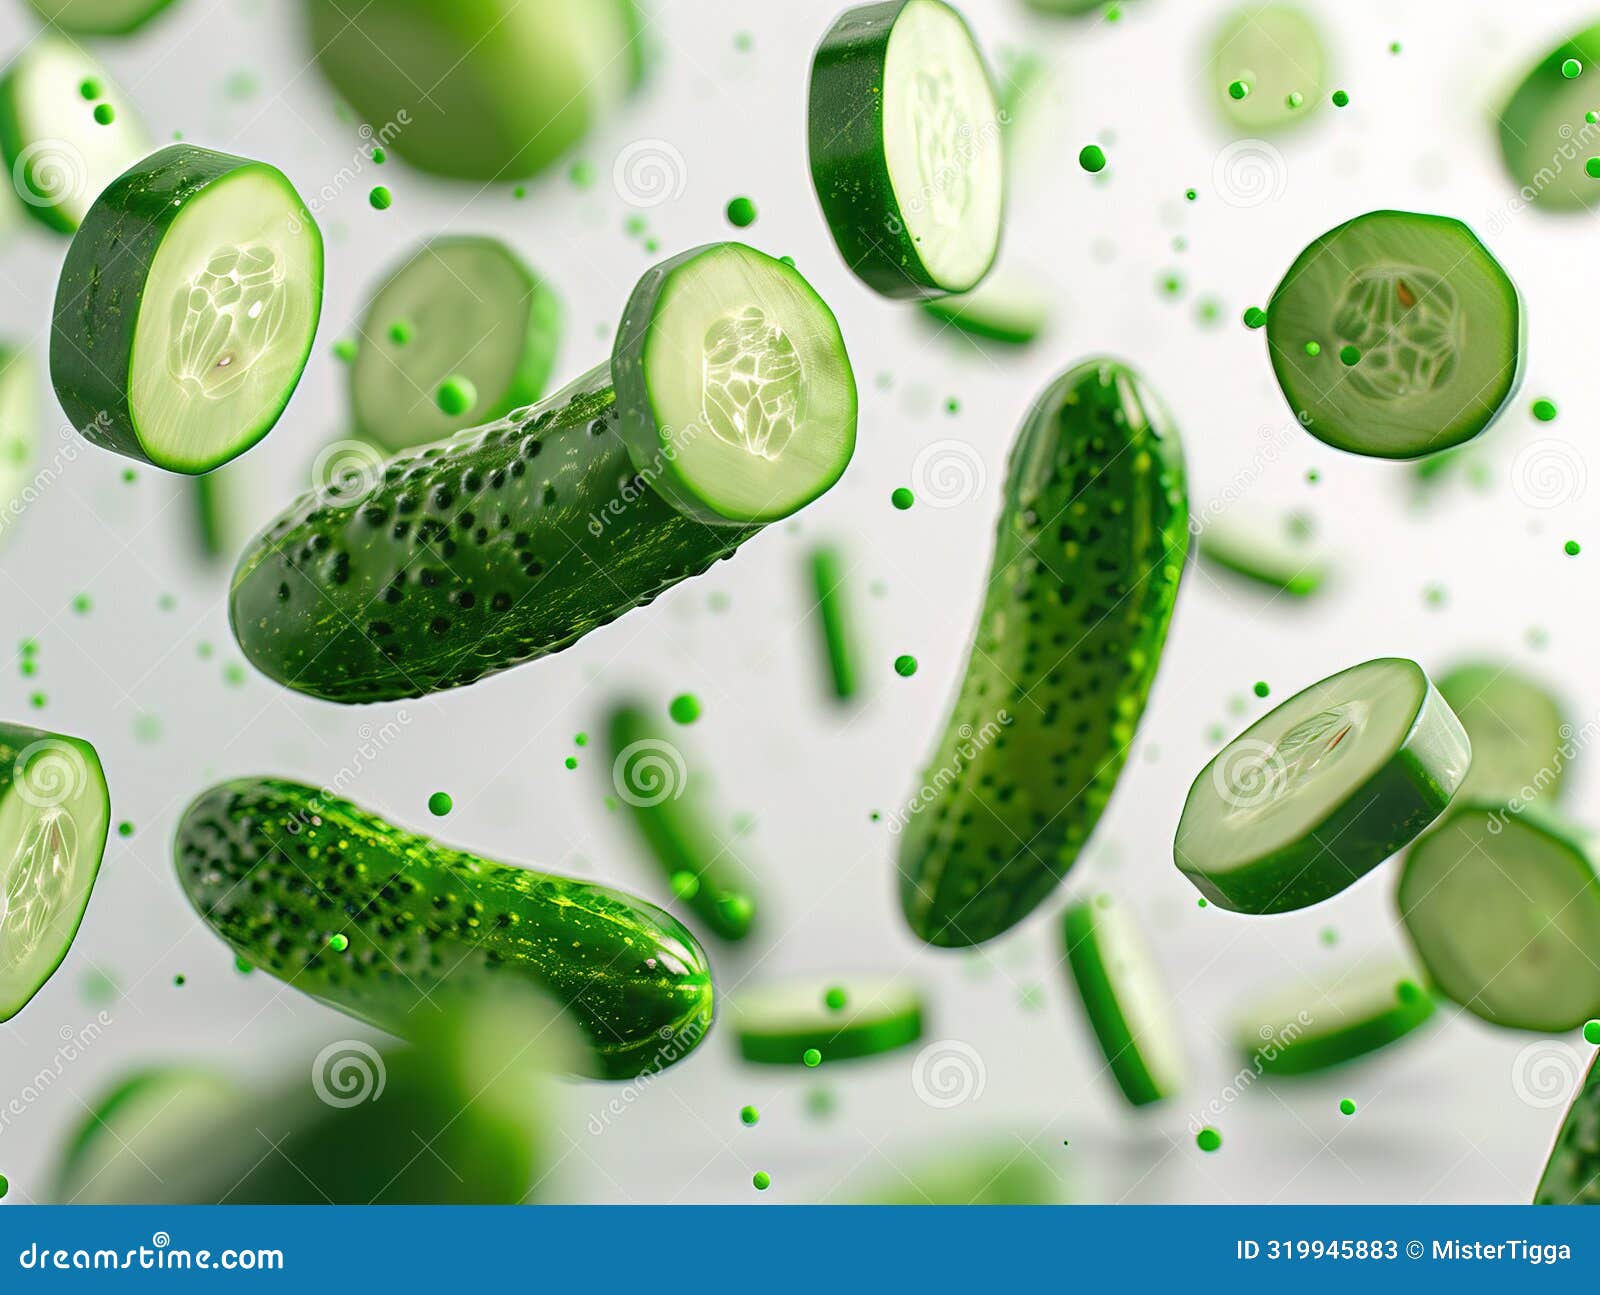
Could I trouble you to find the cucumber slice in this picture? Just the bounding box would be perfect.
[1236,964,1436,1077]
[1209,4,1327,133]
[25,0,178,35]
[0,723,111,1022]
[1399,804,1600,1033]
[1022,0,1114,15]
[809,0,1005,299]
[52,145,323,475]
[1436,662,1569,806]
[1198,509,1327,598]
[307,0,637,182]
[1499,24,1600,212]
[854,1142,1060,1204]
[1175,658,1470,914]
[920,270,1050,344]
[1536,1051,1600,1204]
[808,542,863,702]
[1266,210,1524,460]
[0,39,150,233]
[0,348,40,544]
[351,236,561,454]
[1062,895,1186,1106]
[732,977,923,1064]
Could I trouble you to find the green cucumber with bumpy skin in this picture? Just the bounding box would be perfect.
[231,242,856,704]
[175,777,715,1080]
[897,359,1188,948]
[1536,1050,1600,1204]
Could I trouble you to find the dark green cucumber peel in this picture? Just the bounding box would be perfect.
[1536,1050,1600,1204]
[897,359,1188,947]
[175,778,714,1080]
[732,978,923,1065]
[1239,968,1436,1077]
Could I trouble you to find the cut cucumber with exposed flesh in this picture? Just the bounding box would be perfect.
[1536,1050,1600,1204]
[351,236,562,454]
[1236,963,1436,1077]
[1437,662,1569,806]
[808,542,863,702]
[1209,4,1326,133]
[1175,658,1470,914]
[920,270,1051,344]
[26,0,179,34]
[1399,803,1600,1033]
[1266,210,1524,460]
[176,778,714,1079]
[0,348,40,546]
[232,244,855,704]
[53,145,323,475]
[853,1141,1060,1204]
[307,0,637,182]
[0,723,111,1022]
[1063,895,1186,1106]
[898,359,1188,948]
[732,977,923,1065]
[1198,509,1327,597]
[0,39,150,233]
[1500,24,1600,212]
[809,0,1004,299]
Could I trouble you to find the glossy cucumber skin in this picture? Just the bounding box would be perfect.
[175,778,715,1080]
[1536,1050,1600,1204]
[230,364,756,703]
[897,359,1188,947]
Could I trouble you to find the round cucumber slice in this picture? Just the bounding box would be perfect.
[1266,210,1524,460]
[732,977,923,1065]
[1209,4,1327,133]
[1499,24,1600,212]
[1198,509,1328,598]
[0,723,111,1022]
[1175,658,1470,914]
[351,236,561,454]
[1063,895,1186,1106]
[25,0,179,35]
[1436,662,1569,806]
[0,348,40,544]
[920,270,1050,344]
[1236,963,1436,1076]
[52,145,323,475]
[0,39,150,234]
[1399,804,1600,1032]
[612,242,857,525]
[809,0,1004,299]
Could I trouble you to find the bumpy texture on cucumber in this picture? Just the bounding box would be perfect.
[897,359,1188,946]
[1535,1050,1600,1204]
[175,778,714,1080]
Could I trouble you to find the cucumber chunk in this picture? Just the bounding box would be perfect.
[1266,210,1524,459]
[1536,1050,1600,1204]
[1022,0,1115,15]
[52,145,324,475]
[0,39,150,233]
[25,0,179,35]
[0,348,40,545]
[809,0,1004,299]
[1197,509,1327,598]
[808,542,864,702]
[1499,24,1600,212]
[920,270,1050,344]
[853,1141,1060,1204]
[1175,658,1470,914]
[732,977,923,1064]
[897,359,1188,947]
[1399,804,1600,1033]
[1436,661,1569,806]
[306,0,638,182]
[175,778,714,1079]
[351,236,561,454]
[1209,4,1327,133]
[0,723,111,1022]
[232,243,855,703]
[1236,963,1436,1076]
[1063,895,1186,1106]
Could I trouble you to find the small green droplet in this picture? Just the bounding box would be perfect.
[670,871,700,900]
[824,986,848,1012]
[117,821,134,838]
[436,376,477,417]
[1565,539,1581,556]
[725,196,758,228]
[368,185,392,210]
[1286,90,1304,109]
[740,1105,760,1126]
[332,338,357,364]
[1533,398,1558,421]
[1304,341,1321,357]
[752,1171,771,1191]
[1243,306,1267,329]
[1339,1098,1356,1116]
[893,654,918,678]
[173,974,186,987]
[92,102,116,126]
[427,791,453,817]
[1227,79,1250,101]
[1197,897,1208,908]
[1584,1019,1600,1045]
[891,487,915,510]
[574,732,588,747]
[79,78,101,100]
[1078,144,1107,173]
[0,1173,8,1200]
[1253,681,1269,698]
[388,319,414,346]
[1339,344,1361,366]
[802,1047,822,1067]
[328,933,349,952]
[668,693,701,725]
[1184,188,1197,202]
[1565,58,1584,79]
[1196,1127,1222,1152]
[234,956,253,975]
[1331,89,1350,107]
[71,594,91,615]
[371,146,386,164]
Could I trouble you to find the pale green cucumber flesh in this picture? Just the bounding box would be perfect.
[26,0,178,35]
[732,977,923,1064]
[1436,662,1569,806]
[1197,509,1327,597]
[920,270,1051,344]
[1536,1051,1600,1204]
[1210,4,1327,132]
[1236,963,1436,1076]
[0,348,40,542]
[1499,24,1600,212]
[853,1140,1060,1204]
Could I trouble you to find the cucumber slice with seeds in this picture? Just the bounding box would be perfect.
[0,723,111,1022]
[1436,662,1569,806]
[1198,509,1328,598]
[0,39,150,234]
[25,0,179,34]
[1266,210,1524,460]
[1175,658,1470,914]
[920,270,1050,344]
[1236,963,1436,1076]
[1499,24,1600,212]
[1209,4,1327,133]
[52,145,323,475]
[1399,804,1600,1033]
[809,0,1004,299]
[352,236,561,454]
[1063,894,1186,1106]
[732,977,923,1064]
[0,348,40,544]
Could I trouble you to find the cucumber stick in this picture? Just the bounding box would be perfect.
[1536,1051,1600,1204]
[1198,509,1327,598]
[897,359,1188,947]
[0,38,150,233]
[26,0,178,35]
[1236,964,1435,1076]
[808,543,863,702]
[0,723,111,1022]
[1500,24,1600,212]
[232,243,856,704]
[0,348,40,543]
[175,778,714,1080]
[352,236,562,453]
[809,1,1004,299]
[53,145,324,475]
[731,977,923,1065]
[1436,662,1569,806]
